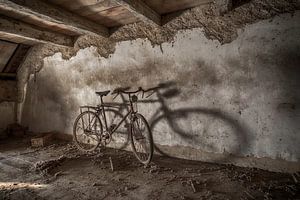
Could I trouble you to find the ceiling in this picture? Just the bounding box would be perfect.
[0,0,215,77]
[47,0,137,27]
[47,0,213,27]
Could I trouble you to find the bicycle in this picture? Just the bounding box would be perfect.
[73,87,154,165]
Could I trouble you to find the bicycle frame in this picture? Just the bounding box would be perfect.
[98,93,136,136]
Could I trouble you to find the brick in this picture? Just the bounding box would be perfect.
[31,133,54,147]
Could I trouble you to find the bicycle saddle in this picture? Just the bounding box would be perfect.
[95,90,110,96]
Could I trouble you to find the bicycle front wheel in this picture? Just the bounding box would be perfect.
[73,111,102,152]
[130,113,153,165]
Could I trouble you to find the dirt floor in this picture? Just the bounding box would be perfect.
[0,137,299,200]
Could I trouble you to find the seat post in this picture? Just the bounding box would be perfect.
[99,95,108,129]
[100,96,104,105]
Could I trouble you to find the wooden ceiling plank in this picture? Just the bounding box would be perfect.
[0,16,75,47]
[112,0,161,25]
[0,0,109,37]
[144,0,214,14]
[96,6,129,17]
[58,0,107,11]
[47,0,70,6]
[73,1,120,17]
[86,6,134,27]
[0,72,16,79]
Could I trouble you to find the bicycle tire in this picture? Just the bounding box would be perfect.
[130,113,154,165]
[73,111,102,152]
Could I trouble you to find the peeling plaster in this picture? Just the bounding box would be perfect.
[19,12,300,171]
[16,0,300,103]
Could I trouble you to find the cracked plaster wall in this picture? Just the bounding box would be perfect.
[16,4,300,171]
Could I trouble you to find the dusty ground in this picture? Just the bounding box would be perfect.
[0,137,299,200]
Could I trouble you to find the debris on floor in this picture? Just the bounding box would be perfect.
[109,156,114,172]
[34,155,66,175]
[0,137,299,200]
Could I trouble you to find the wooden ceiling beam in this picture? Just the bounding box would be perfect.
[113,0,161,25]
[3,44,31,73]
[0,16,75,47]
[0,0,109,37]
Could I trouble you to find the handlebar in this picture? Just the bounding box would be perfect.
[117,87,143,95]
[111,86,159,99]
[111,87,130,94]
[111,82,173,95]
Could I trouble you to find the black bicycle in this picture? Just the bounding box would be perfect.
[73,87,154,165]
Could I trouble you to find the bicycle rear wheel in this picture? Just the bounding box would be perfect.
[73,111,102,152]
[130,113,153,165]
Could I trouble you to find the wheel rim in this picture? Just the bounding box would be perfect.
[131,115,152,164]
[73,111,102,151]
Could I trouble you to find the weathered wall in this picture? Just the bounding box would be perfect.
[0,102,15,130]
[0,80,17,102]
[0,80,16,134]
[20,11,300,172]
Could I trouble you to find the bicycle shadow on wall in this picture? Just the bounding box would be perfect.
[111,82,252,163]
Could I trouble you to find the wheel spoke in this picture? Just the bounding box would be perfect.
[73,111,102,152]
[90,115,98,129]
